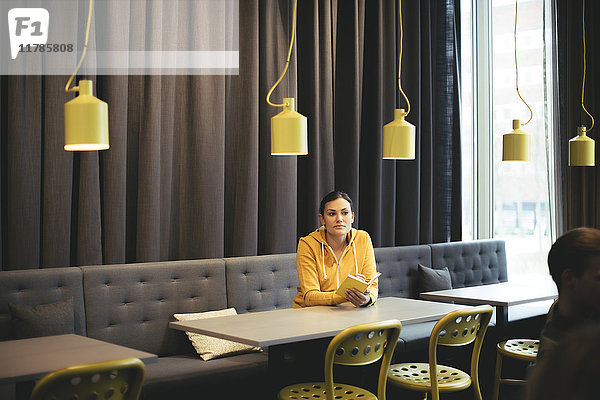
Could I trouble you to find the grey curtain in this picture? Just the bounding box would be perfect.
[554,0,600,232]
[0,0,461,270]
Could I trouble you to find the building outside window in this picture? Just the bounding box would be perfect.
[461,0,554,278]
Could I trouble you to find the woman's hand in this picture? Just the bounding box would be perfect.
[345,287,371,307]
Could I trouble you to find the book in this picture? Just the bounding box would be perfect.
[335,272,381,299]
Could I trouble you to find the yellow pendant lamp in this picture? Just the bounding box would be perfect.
[266,0,307,156]
[64,0,109,151]
[503,119,531,161]
[569,0,595,166]
[383,0,415,160]
[65,80,108,150]
[383,109,415,159]
[569,127,594,166]
[502,0,531,162]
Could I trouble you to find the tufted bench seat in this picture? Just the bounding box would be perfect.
[376,240,548,352]
[224,253,298,313]
[0,239,550,400]
[80,260,268,399]
[0,261,268,400]
[0,267,86,341]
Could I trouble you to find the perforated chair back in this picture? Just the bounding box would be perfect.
[30,358,145,400]
[429,305,493,397]
[324,319,402,400]
[433,306,491,347]
[387,306,492,400]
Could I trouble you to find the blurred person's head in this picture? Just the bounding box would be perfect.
[527,325,600,400]
[547,227,600,314]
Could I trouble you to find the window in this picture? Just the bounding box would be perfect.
[461,0,555,277]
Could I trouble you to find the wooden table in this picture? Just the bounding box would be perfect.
[420,278,558,332]
[169,296,467,348]
[170,297,467,394]
[0,334,157,399]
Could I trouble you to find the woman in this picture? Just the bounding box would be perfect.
[293,191,379,308]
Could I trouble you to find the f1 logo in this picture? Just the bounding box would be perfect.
[8,8,49,60]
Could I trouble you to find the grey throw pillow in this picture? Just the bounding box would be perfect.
[9,298,75,339]
[418,264,452,293]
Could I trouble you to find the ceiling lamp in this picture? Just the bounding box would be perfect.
[502,0,531,162]
[266,0,307,156]
[64,0,109,151]
[569,0,595,166]
[383,0,415,160]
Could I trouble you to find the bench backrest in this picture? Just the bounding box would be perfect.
[225,253,298,313]
[429,239,507,287]
[0,239,508,353]
[81,259,227,357]
[0,267,86,340]
[375,245,432,298]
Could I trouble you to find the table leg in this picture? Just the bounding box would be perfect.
[15,381,34,400]
[268,344,287,398]
[268,338,330,390]
[496,306,508,334]
[268,344,285,375]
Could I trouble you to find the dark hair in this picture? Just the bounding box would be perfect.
[547,227,600,290]
[319,191,353,216]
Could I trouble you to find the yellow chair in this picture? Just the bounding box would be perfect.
[30,357,145,400]
[387,305,493,400]
[278,319,402,400]
[492,338,538,400]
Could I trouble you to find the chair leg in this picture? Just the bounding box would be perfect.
[492,351,503,400]
[472,374,484,400]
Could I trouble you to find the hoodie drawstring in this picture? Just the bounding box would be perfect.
[320,232,359,286]
[321,242,328,280]
[352,241,358,276]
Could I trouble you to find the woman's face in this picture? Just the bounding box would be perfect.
[319,197,354,238]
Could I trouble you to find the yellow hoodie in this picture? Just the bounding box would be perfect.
[293,226,379,308]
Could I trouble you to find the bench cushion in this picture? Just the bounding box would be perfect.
[173,308,260,360]
[397,321,438,353]
[82,259,227,357]
[9,297,75,338]
[141,352,268,399]
[417,264,452,294]
[0,267,85,340]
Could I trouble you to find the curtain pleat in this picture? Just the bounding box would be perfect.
[333,0,364,205]
[357,0,391,246]
[101,76,129,265]
[41,76,73,267]
[258,0,298,255]
[554,0,600,232]
[6,77,42,269]
[76,153,103,265]
[0,0,462,270]
[296,0,335,238]
[224,0,259,257]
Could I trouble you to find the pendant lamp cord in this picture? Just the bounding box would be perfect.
[65,0,94,93]
[581,0,595,132]
[397,0,411,116]
[266,0,298,108]
[514,0,533,126]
